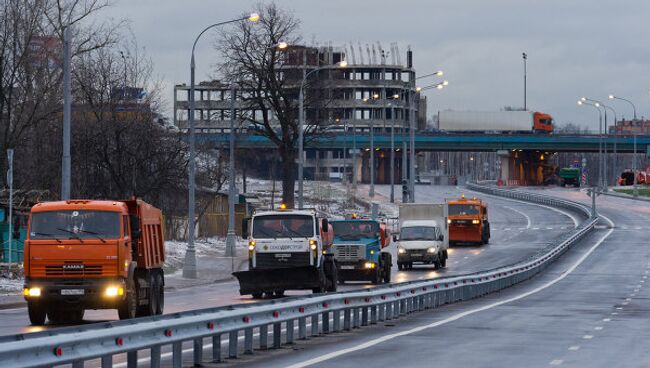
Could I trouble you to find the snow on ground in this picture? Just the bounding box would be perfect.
[164,237,246,273]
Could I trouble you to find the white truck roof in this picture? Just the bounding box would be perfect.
[253,209,317,217]
[437,110,535,132]
[401,219,442,228]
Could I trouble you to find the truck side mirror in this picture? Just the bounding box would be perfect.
[392,234,398,242]
[130,214,141,239]
[321,218,329,232]
[241,218,249,239]
[438,235,444,242]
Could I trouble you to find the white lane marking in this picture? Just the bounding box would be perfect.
[503,206,532,229]
[583,335,594,340]
[532,227,540,230]
[550,359,563,365]
[594,326,603,331]
[603,318,611,322]
[635,227,642,230]
[568,346,580,351]
[616,307,623,310]
[611,312,618,315]
[504,228,512,231]
[286,214,615,368]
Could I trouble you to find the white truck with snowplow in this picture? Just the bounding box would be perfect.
[394,203,449,270]
[234,207,337,298]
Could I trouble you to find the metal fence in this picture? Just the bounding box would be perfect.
[0,184,597,368]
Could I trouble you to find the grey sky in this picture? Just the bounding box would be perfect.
[102,0,650,131]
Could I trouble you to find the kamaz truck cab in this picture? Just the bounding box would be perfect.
[331,215,392,284]
[233,206,337,298]
[447,195,490,246]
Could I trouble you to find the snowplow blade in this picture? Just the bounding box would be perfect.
[233,266,323,295]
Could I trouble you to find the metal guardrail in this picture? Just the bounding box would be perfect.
[0,185,597,368]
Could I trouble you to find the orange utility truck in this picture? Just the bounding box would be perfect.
[447,196,490,246]
[23,199,165,325]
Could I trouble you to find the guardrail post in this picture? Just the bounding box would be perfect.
[173,342,182,368]
[229,330,238,358]
[344,308,351,330]
[386,301,394,320]
[370,305,378,324]
[101,355,113,368]
[245,327,254,353]
[127,350,137,368]
[194,337,203,365]
[212,334,222,362]
[151,346,161,368]
[361,306,369,326]
[352,307,360,328]
[299,317,307,339]
[333,310,341,331]
[322,311,330,334]
[287,319,295,343]
[273,322,282,348]
[260,325,268,349]
[311,314,319,336]
[378,303,386,321]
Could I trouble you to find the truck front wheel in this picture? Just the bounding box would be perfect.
[154,272,164,315]
[118,279,137,320]
[27,302,46,325]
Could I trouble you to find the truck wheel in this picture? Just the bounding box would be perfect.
[136,273,156,317]
[27,302,46,325]
[383,265,392,283]
[312,287,324,294]
[397,262,404,271]
[155,272,164,315]
[118,279,138,320]
[440,251,447,268]
[324,258,338,292]
[251,292,263,299]
[275,290,285,297]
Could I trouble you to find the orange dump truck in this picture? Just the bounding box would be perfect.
[23,199,165,325]
[447,196,490,246]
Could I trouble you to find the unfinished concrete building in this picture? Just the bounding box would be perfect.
[173,43,426,183]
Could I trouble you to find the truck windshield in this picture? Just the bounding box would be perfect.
[400,226,439,241]
[30,210,120,240]
[331,221,379,240]
[252,215,314,238]
[449,204,480,215]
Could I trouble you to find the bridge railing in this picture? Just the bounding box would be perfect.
[0,185,597,368]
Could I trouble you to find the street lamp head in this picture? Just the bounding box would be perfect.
[416,86,422,92]
[608,94,614,99]
[594,102,600,107]
[577,100,583,105]
[248,13,261,22]
[372,93,380,99]
[436,84,444,89]
[442,80,449,86]
[362,97,369,102]
[436,71,444,76]
[392,94,400,99]
[337,60,348,67]
[580,97,586,101]
[276,42,289,49]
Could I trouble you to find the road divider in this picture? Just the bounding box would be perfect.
[0,184,597,368]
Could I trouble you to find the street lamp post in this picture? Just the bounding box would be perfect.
[298,61,347,209]
[577,100,604,191]
[582,98,610,191]
[363,94,379,198]
[61,25,72,200]
[184,13,260,279]
[608,94,638,196]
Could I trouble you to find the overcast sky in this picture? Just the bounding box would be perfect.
[101,0,650,131]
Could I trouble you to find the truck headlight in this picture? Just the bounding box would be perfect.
[364,262,376,269]
[309,239,317,250]
[105,286,124,297]
[447,219,452,224]
[248,240,256,251]
[427,247,438,254]
[472,219,480,224]
[24,287,41,297]
[398,247,406,254]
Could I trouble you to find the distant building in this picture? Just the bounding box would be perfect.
[610,119,650,134]
[173,44,427,182]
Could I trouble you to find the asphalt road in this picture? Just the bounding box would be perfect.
[225,187,650,368]
[0,185,579,340]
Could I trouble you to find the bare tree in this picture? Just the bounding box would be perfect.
[216,2,316,208]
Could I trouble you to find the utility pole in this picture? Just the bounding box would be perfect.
[225,84,237,259]
[7,149,13,263]
[61,26,72,200]
[522,52,527,110]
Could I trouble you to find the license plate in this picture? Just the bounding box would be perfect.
[61,289,84,296]
[340,265,355,270]
[274,253,292,258]
[411,253,423,257]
